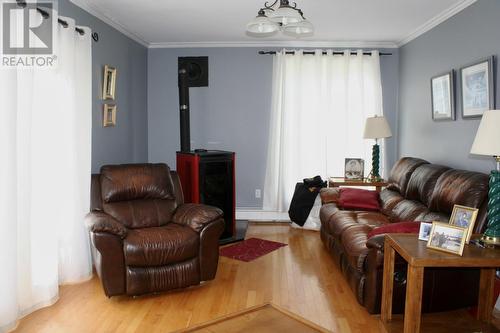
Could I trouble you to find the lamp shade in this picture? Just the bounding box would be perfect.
[247,15,279,34]
[363,116,392,139]
[282,19,314,37]
[470,110,500,156]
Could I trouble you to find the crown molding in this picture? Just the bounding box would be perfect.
[69,0,476,50]
[397,0,477,47]
[69,0,149,47]
[148,40,398,49]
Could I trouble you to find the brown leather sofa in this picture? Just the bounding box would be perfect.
[85,163,225,297]
[320,157,489,314]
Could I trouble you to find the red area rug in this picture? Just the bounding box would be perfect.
[220,238,288,262]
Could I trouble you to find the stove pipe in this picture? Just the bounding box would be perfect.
[178,67,191,152]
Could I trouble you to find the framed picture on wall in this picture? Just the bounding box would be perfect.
[103,104,116,127]
[102,65,117,100]
[431,71,455,121]
[459,56,495,118]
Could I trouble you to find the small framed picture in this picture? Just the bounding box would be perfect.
[418,222,433,242]
[344,158,364,180]
[449,204,478,243]
[427,222,467,256]
[103,104,116,127]
[103,65,117,100]
[460,56,495,118]
[431,71,455,121]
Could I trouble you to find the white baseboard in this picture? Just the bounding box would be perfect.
[236,208,290,222]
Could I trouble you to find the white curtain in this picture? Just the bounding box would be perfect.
[263,50,384,212]
[0,12,92,332]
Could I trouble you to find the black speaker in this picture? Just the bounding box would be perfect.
[178,56,209,87]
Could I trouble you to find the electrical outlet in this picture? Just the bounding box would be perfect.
[255,189,261,199]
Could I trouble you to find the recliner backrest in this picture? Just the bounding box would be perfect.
[98,163,180,229]
[405,164,450,206]
[428,169,489,216]
[386,157,429,195]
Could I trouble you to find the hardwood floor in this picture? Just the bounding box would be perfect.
[14,223,385,333]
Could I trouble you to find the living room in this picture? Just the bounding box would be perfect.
[1,0,500,332]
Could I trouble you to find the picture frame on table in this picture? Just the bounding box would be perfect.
[448,204,478,244]
[103,65,117,100]
[103,104,116,127]
[427,222,467,256]
[344,158,364,180]
[431,70,455,121]
[459,56,495,118]
[418,222,433,242]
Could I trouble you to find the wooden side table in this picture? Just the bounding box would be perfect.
[328,177,388,193]
[381,234,500,333]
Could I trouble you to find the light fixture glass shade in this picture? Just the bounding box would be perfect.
[363,116,392,139]
[269,6,302,25]
[283,19,314,36]
[470,110,500,156]
[246,15,279,34]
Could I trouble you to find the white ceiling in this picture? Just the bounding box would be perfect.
[69,0,476,48]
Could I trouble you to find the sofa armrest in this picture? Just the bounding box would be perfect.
[319,188,340,205]
[85,212,128,239]
[366,234,386,251]
[173,203,224,233]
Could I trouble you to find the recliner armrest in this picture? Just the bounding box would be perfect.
[366,234,386,251]
[173,203,224,233]
[85,212,128,239]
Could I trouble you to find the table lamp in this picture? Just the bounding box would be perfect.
[470,110,500,246]
[364,115,392,182]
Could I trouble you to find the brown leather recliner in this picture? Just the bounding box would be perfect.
[85,163,225,297]
[320,157,489,314]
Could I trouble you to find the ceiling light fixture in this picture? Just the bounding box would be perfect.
[246,0,314,38]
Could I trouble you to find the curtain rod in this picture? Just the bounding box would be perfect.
[258,51,393,56]
[16,0,85,35]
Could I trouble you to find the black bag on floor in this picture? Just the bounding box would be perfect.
[288,176,327,226]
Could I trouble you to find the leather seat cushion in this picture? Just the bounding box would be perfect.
[380,190,404,218]
[124,223,199,267]
[341,224,373,273]
[329,211,390,237]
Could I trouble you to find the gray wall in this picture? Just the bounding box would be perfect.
[148,47,399,208]
[399,0,499,173]
[59,0,148,173]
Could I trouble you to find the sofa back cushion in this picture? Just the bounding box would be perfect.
[405,164,450,206]
[100,163,178,229]
[428,169,489,215]
[387,157,429,195]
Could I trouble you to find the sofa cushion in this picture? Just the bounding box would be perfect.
[415,211,449,223]
[389,200,429,222]
[124,223,199,267]
[328,210,390,237]
[386,157,429,195]
[380,189,405,216]
[338,188,380,211]
[429,169,489,215]
[320,188,340,204]
[367,221,421,239]
[405,164,450,206]
[101,163,175,203]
